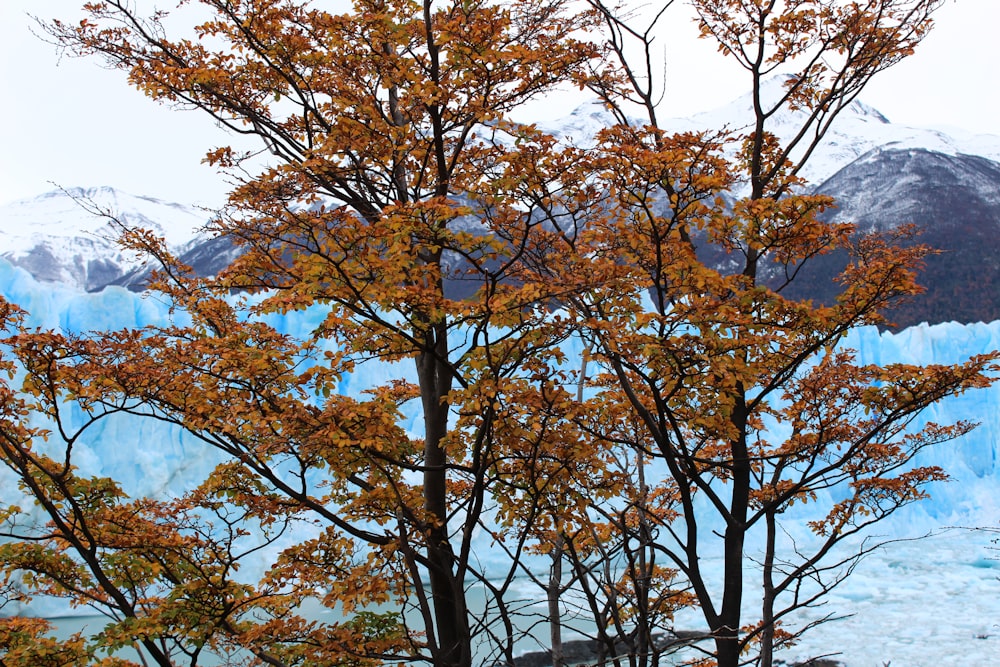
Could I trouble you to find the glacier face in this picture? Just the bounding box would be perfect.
[3,256,995,525]
[2,256,1000,666]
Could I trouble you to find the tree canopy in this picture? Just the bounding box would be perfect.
[0,1,994,666]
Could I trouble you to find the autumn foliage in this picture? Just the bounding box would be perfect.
[0,1,994,666]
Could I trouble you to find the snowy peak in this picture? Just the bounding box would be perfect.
[545,76,1000,188]
[3,186,207,249]
[822,146,1000,213]
[670,78,1000,186]
[538,100,615,145]
[772,147,1000,328]
[843,99,890,125]
[0,186,211,292]
[537,81,1000,327]
[680,74,890,132]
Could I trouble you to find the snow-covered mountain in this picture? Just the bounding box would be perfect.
[669,76,1000,186]
[0,186,211,292]
[787,148,1000,327]
[2,83,999,326]
[542,79,1000,327]
[544,75,1000,187]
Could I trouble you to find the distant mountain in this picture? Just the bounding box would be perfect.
[2,83,999,326]
[543,75,1000,191]
[782,147,1000,328]
[107,234,242,292]
[545,79,1000,327]
[0,186,210,292]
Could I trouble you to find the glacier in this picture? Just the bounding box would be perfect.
[3,255,996,524]
[2,257,1000,666]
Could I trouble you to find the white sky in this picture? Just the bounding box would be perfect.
[1,0,998,208]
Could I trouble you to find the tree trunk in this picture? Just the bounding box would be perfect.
[416,321,471,667]
[716,392,751,667]
[760,512,778,667]
[635,451,651,667]
[549,535,565,667]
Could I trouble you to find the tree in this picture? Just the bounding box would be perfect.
[531,1,999,665]
[14,1,604,666]
[0,1,993,667]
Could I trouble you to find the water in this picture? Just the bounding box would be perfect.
[39,529,1000,666]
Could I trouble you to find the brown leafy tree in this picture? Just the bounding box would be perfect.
[8,0,605,665]
[529,0,999,665]
[0,1,994,667]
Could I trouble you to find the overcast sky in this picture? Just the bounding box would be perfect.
[2,0,998,208]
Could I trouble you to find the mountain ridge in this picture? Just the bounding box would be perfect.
[0,186,210,292]
[784,146,1000,327]
[3,87,999,326]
